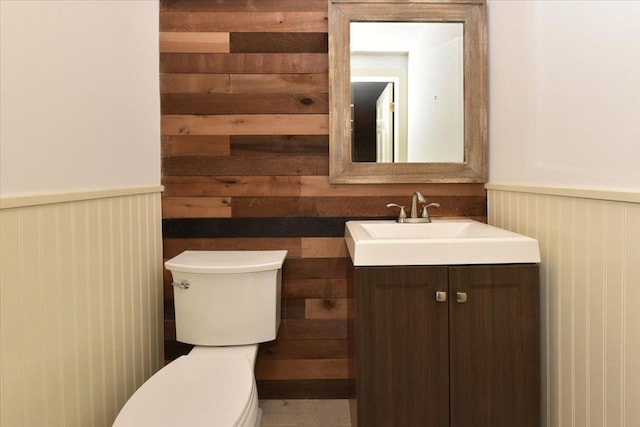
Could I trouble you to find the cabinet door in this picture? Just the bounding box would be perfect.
[355,266,449,427]
[449,264,540,427]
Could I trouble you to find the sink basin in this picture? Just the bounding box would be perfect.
[345,219,540,266]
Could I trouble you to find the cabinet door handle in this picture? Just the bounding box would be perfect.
[456,292,468,303]
[435,291,447,302]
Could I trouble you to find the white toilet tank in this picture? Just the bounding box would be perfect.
[165,250,287,346]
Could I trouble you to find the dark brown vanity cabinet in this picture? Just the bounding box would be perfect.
[349,264,540,427]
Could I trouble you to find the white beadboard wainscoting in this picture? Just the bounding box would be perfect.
[0,187,164,427]
[487,184,640,427]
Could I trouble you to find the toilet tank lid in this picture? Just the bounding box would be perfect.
[165,250,287,274]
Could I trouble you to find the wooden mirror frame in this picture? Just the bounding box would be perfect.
[329,0,487,184]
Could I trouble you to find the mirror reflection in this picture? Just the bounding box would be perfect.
[350,22,464,163]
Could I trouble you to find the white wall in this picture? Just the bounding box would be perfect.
[488,3,640,427]
[488,0,640,191]
[0,2,163,426]
[0,0,160,197]
[410,30,463,162]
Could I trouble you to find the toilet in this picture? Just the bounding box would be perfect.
[113,250,288,427]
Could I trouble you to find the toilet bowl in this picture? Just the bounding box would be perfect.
[113,346,261,427]
[113,250,287,427]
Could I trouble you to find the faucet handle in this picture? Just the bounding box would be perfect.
[421,202,440,218]
[386,203,407,223]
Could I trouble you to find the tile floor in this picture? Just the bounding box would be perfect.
[259,399,351,427]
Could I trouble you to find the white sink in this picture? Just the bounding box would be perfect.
[345,219,540,266]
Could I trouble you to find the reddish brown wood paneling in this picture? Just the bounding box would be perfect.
[230,74,328,93]
[160,32,230,53]
[161,176,303,197]
[160,53,328,74]
[161,114,329,136]
[159,0,487,399]
[160,12,328,33]
[255,359,348,380]
[162,74,329,96]
[284,278,347,299]
[230,135,328,156]
[161,135,231,156]
[163,237,303,258]
[230,33,328,53]
[162,196,231,218]
[259,338,348,360]
[162,93,329,114]
[162,155,328,176]
[278,319,348,340]
[161,0,329,12]
[230,196,485,217]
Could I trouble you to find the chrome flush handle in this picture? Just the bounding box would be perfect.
[172,280,190,290]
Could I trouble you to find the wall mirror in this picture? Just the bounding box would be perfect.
[329,0,487,183]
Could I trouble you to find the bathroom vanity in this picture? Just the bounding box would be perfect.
[345,220,541,427]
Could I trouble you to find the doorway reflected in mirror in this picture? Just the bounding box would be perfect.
[352,81,395,162]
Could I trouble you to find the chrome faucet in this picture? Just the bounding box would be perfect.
[387,191,440,223]
[410,191,426,219]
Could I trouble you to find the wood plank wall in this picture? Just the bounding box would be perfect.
[160,0,487,399]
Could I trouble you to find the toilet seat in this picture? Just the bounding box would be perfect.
[113,353,257,427]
